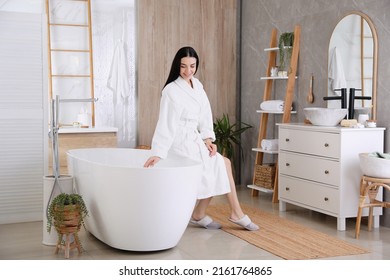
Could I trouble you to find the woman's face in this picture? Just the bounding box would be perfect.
[180,56,197,83]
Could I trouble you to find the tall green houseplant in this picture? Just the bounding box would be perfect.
[213,114,252,160]
[278,32,294,72]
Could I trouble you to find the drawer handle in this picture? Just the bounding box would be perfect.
[324,170,329,174]
[324,197,329,201]
[324,143,329,147]
[286,163,290,167]
[286,187,290,191]
[285,138,290,142]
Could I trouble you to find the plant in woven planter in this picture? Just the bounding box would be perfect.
[278,32,294,73]
[213,114,252,160]
[47,193,88,250]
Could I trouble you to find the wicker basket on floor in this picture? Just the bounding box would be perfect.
[254,164,276,189]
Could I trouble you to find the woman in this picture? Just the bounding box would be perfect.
[144,46,259,231]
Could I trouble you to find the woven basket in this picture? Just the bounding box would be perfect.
[53,205,81,234]
[254,164,276,189]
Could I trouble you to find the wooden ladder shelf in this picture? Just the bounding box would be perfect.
[248,25,301,203]
[45,0,96,126]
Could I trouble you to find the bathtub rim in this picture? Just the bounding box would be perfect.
[66,147,203,170]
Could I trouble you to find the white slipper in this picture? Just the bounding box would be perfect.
[229,215,259,231]
[190,215,221,229]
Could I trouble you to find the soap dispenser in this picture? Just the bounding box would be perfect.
[77,106,91,128]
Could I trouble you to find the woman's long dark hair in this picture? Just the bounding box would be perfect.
[163,46,199,88]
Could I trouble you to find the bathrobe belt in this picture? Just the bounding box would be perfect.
[178,119,198,129]
[178,119,210,167]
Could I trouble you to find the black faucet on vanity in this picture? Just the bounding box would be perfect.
[323,88,347,109]
[323,88,371,119]
[348,88,371,119]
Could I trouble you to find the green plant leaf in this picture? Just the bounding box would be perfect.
[47,192,89,234]
[213,114,252,160]
[278,32,294,71]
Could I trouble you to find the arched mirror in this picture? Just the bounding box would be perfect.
[327,11,378,120]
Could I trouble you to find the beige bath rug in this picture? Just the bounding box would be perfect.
[206,204,370,260]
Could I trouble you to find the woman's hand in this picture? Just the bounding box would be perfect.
[144,156,161,168]
[204,138,217,157]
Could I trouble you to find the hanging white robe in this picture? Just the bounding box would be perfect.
[107,39,130,105]
[150,76,230,199]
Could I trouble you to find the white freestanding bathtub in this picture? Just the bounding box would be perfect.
[66,148,202,251]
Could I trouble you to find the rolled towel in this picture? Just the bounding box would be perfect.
[261,139,279,151]
[260,100,284,111]
[370,152,390,160]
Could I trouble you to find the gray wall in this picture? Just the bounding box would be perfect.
[240,0,390,227]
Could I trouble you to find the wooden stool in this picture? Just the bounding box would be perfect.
[55,227,82,259]
[355,175,390,239]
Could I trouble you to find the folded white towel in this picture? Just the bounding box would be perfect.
[261,139,279,151]
[260,100,284,111]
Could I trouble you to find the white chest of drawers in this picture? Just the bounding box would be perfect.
[277,123,385,231]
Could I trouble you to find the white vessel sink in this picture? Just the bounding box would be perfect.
[304,107,347,126]
[359,153,390,178]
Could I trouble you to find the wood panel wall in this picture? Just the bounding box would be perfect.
[137,0,238,145]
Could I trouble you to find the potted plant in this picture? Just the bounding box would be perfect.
[278,32,294,74]
[47,192,89,256]
[213,114,252,160]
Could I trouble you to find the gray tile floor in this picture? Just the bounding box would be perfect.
[1,186,390,260]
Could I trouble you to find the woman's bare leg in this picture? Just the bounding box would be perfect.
[190,197,222,229]
[223,156,259,230]
[191,197,212,221]
[223,157,245,220]
[191,157,243,221]
[190,156,258,230]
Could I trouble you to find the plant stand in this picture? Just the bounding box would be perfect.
[55,228,82,259]
[53,205,83,258]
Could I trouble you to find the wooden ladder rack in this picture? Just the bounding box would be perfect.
[45,0,96,126]
[248,25,301,203]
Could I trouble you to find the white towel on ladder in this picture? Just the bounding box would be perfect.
[260,100,284,111]
[261,139,279,151]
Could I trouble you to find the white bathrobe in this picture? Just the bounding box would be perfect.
[150,76,230,199]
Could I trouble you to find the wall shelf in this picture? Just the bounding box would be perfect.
[260,76,298,80]
[256,110,297,114]
[264,46,292,52]
[247,184,274,194]
[252,148,278,154]
[264,47,279,52]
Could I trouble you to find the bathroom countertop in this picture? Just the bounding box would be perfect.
[58,126,118,134]
[276,122,385,132]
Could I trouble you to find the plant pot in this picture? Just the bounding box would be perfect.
[278,32,294,72]
[42,175,74,246]
[279,46,292,72]
[53,205,82,234]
